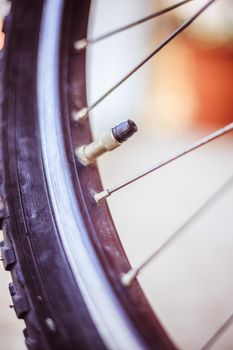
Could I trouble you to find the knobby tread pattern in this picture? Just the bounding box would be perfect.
[0,216,48,350]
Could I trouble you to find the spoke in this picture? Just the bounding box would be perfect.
[74,0,218,121]
[75,0,194,50]
[94,122,233,202]
[121,174,233,287]
[200,313,233,350]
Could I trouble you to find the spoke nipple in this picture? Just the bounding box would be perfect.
[121,268,138,287]
[93,190,110,203]
[74,38,88,51]
[75,119,138,166]
[72,107,88,122]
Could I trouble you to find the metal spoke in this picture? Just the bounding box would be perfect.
[74,0,194,50]
[74,0,218,121]
[94,122,233,203]
[121,174,233,286]
[200,313,233,350]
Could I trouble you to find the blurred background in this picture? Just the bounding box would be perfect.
[1,0,233,349]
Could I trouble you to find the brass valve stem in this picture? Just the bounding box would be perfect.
[76,120,138,166]
[76,131,121,166]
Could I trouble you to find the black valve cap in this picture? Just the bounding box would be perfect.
[112,119,138,143]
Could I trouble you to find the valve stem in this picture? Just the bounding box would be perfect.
[76,120,138,166]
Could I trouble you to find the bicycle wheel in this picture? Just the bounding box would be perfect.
[1,1,232,349]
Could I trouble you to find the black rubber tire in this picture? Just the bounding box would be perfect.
[0,1,106,349]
